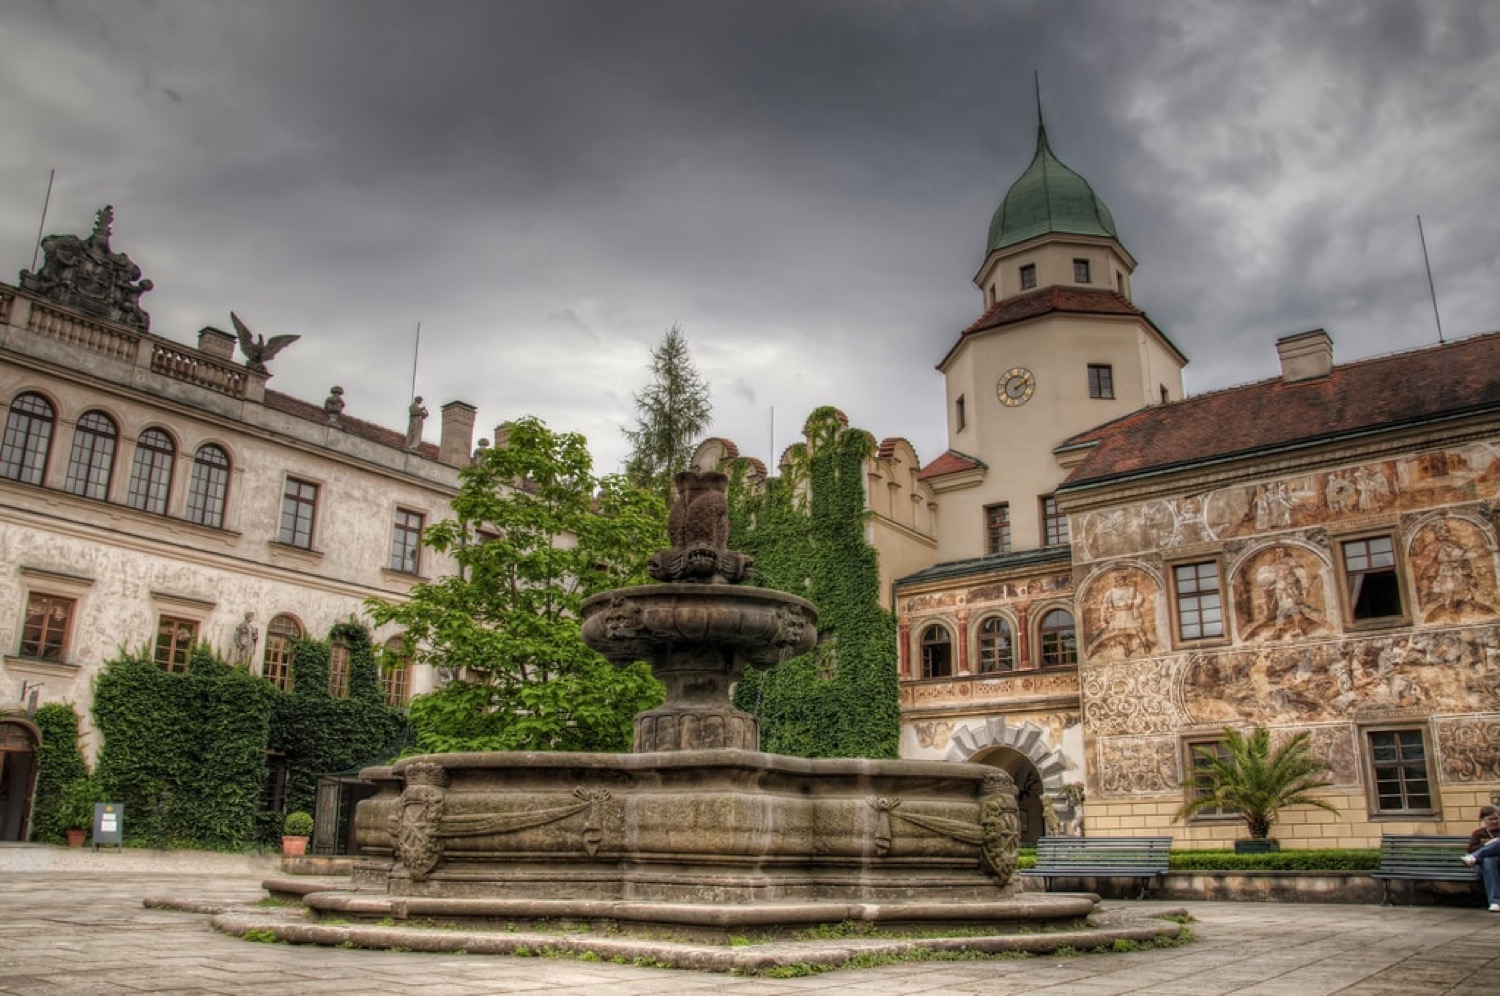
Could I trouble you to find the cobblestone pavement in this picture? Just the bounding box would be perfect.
[0,869,1496,995]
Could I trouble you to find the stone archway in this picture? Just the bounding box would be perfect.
[0,718,42,842]
[945,717,1075,839]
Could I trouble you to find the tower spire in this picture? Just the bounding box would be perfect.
[1034,70,1045,134]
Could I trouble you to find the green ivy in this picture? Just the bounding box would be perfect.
[728,407,900,759]
[92,646,275,849]
[88,624,408,850]
[21,703,88,843]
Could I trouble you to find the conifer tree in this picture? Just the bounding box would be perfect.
[622,325,712,500]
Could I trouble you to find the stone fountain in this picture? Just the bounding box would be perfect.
[289,471,1125,951]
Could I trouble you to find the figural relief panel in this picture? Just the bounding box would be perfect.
[967,572,1074,606]
[1080,658,1182,736]
[1408,515,1498,624]
[1436,716,1500,783]
[1283,724,1362,786]
[1074,440,1500,564]
[1095,736,1180,796]
[1232,544,1333,643]
[1176,626,1500,727]
[1079,566,1161,663]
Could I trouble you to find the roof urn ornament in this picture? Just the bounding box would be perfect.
[230,311,300,374]
[19,205,155,331]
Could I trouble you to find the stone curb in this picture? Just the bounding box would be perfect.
[198,906,1186,973]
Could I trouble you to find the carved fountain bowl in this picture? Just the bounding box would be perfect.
[580,583,818,670]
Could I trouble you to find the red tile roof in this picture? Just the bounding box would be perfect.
[264,389,443,461]
[940,285,1185,370]
[961,285,1142,337]
[918,450,986,480]
[1060,332,1500,488]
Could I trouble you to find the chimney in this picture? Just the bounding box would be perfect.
[1276,329,1334,383]
[439,401,477,467]
[197,326,235,360]
[493,422,513,451]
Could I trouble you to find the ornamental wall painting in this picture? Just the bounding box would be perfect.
[1436,716,1500,783]
[1231,544,1333,643]
[1094,736,1179,795]
[1078,566,1162,663]
[1073,439,1500,564]
[1408,515,1499,625]
[1080,657,1181,737]
[1172,626,1500,727]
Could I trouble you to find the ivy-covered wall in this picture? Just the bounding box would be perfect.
[729,407,901,758]
[18,703,88,843]
[88,623,407,849]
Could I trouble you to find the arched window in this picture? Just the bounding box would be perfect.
[64,411,118,500]
[382,635,412,706]
[185,444,230,528]
[977,616,1014,673]
[920,624,952,679]
[1,393,55,484]
[127,428,175,514]
[263,614,301,691]
[1039,609,1078,666]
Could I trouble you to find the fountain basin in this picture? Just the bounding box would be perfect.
[349,749,1021,913]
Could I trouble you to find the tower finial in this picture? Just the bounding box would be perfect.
[1034,70,1044,133]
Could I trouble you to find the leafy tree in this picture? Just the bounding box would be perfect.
[1175,726,1338,839]
[622,325,713,501]
[369,416,666,752]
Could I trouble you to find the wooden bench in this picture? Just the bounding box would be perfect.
[1021,835,1173,899]
[1371,834,1482,906]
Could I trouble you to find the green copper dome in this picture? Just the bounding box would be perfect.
[987,123,1121,254]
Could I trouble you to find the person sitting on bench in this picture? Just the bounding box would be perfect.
[1461,804,1500,912]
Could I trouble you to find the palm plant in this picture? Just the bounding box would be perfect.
[1175,727,1338,839]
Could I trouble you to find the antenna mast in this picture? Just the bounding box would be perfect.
[30,169,55,272]
[1416,216,1443,344]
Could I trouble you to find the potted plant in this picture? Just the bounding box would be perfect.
[58,776,101,848]
[282,811,314,856]
[1175,726,1338,853]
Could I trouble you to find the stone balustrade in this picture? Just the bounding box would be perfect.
[149,341,248,398]
[24,297,141,363]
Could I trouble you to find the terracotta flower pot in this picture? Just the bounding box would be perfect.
[281,835,309,857]
[66,828,86,848]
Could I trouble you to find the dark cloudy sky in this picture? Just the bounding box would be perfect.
[3,1,1496,473]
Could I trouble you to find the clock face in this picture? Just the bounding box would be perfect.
[997,367,1036,407]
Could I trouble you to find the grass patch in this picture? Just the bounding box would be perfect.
[241,928,282,944]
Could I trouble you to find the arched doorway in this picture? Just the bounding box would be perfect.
[972,746,1046,843]
[0,718,42,842]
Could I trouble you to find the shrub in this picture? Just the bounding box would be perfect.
[58,776,102,831]
[282,811,314,837]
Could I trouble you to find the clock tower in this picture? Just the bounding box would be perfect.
[921,116,1188,561]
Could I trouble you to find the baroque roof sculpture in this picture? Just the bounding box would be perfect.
[19,206,154,332]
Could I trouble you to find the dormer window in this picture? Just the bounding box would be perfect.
[1019,264,1037,290]
[988,283,996,305]
[1117,272,1125,294]
[1073,259,1091,283]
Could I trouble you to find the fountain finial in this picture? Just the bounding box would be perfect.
[646,470,753,584]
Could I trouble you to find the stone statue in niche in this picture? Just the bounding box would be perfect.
[647,470,752,584]
[1413,519,1496,622]
[232,611,258,667]
[19,205,155,331]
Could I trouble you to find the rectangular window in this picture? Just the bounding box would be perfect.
[984,503,1011,555]
[1367,728,1433,813]
[278,478,318,549]
[154,615,198,673]
[382,662,411,706]
[329,642,350,697]
[1184,739,1233,818]
[955,395,966,432]
[389,509,424,574]
[1019,263,1037,290]
[1343,535,1403,621]
[20,592,74,661]
[1173,561,1224,640]
[1041,495,1070,546]
[1073,258,1091,283]
[1088,364,1114,399]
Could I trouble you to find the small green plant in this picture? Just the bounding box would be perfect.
[282,811,314,837]
[1175,727,1337,839]
[242,928,281,943]
[58,776,102,831]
